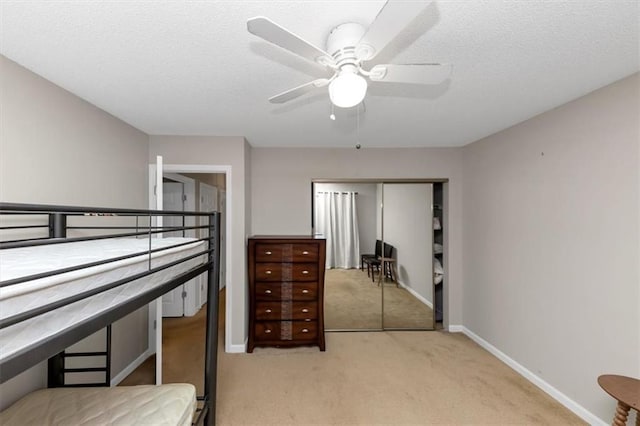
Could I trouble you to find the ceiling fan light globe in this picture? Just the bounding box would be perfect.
[329,72,368,108]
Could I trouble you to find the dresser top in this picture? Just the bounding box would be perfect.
[249,235,325,240]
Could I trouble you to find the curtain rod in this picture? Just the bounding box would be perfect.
[315,191,358,195]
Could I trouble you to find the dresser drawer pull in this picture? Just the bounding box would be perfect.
[302,289,309,294]
[302,270,309,275]
[265,270,272,275]
[265,289,272,294]
[301,308,309,313]
[301,328,309,333]
[265,329,272,334]
[302,251,309,255]
[265,309,272,313]
[265,251,272,255]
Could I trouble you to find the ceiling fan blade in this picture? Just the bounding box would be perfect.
[369,63,452,84]
[248,17,335,67]
[268,78,331,104]
[357,0,432,61]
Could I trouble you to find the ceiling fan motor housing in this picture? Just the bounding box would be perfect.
[326,22,372,67]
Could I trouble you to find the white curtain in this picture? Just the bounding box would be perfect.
[315,192,360,269]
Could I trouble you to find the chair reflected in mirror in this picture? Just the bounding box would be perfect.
[361,239,381,277]
[364,242,394,283]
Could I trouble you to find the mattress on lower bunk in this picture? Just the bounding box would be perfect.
[0,384,197,426]
[0,237,206,362]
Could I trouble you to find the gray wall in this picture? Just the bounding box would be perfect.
[250,147,463,328]
[462,72,639,422]
[0,56,149,409]
[148,135,250,351]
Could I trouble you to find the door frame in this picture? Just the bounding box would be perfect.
[149,163,233,353]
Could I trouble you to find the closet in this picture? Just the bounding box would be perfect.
[433,182,444,323]
[312,179,447,331]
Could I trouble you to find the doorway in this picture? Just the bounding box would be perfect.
[148,162,233,354]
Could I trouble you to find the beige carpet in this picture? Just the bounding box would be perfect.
[325,268,433,330]
[121,295,585,425]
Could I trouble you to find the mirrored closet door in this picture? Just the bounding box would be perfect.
[380,183,433,330]
[313,180,445,331]
[314,182,382,330]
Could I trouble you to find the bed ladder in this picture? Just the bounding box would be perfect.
[47,212,112,388]
[47,325,112,388]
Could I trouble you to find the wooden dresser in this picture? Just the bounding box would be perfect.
[247,236,326,352]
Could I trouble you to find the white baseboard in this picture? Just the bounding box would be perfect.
[110,348,152,386]
[226,339,247,353]
[447,324,464,333]
[459,326,606,426]
[397,281,433,309]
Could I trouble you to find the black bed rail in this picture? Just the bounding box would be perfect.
[0,202,212,216]
[204,210,221,426]
[1,222,211,249]
[0,225,210,247]
[194,395,210,426]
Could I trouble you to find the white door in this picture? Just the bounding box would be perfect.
[162,181,185,317]
[199,183,217,305]
[149,155,164,385]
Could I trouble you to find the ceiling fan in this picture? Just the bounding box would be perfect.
[247,0,452,108]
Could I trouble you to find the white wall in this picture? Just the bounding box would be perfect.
[383,183,433,303]
[462,72,640,423]
[0,56,149,409]
[314,182,378,264]
[148,135,250,352]
[250,147,463,327]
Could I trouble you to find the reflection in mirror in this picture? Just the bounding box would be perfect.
[313,182,382,330]
[381,183,434,330]
[433,182,444,326]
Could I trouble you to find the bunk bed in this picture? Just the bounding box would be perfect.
[0,202,221,425]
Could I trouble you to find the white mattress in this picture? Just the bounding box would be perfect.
[0,384,196,426]
[0,237,206,363]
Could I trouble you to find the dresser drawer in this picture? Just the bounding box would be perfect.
[255,282,318,301]
[254,321,318,342]
[255,301,318,320]
[255,243,319,263]
[255,263,318,281]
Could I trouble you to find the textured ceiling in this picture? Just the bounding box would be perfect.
[1,1,638,148]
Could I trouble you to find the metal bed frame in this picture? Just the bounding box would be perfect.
[0,202,221,426]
